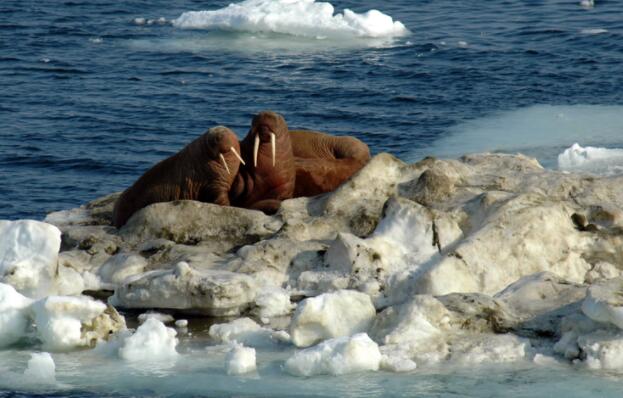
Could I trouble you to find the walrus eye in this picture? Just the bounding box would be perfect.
[270,131,276,167]
[253,133,260,168]
[230,147,245,165]
[219,153,230,175]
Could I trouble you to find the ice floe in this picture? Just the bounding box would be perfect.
[172,0,408,39]
[6,151,623,388]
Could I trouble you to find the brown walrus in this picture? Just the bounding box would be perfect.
[230,111,296,214]
[112,126,245,228]
[289,130,371,197]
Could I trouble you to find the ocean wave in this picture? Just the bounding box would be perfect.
[171,0,408,39]
[558,143,623,176]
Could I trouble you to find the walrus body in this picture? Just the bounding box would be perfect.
[289,130,370,197]
[112,126,243,228]
[230,111,296,214]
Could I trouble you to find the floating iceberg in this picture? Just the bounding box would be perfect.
[172,0,408,39]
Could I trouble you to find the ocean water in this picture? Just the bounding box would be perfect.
[3,0,623,220]
[3,0,623,396]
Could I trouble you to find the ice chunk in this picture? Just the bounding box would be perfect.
[578,330,623,370]
[32,295,107,351]
[290,290,376,347]
[285,333,381,376]
[24,352,56,384]
[0,283,33,347]
[110,263,257,317]
[172,0,408,39]
[209,317,287,347]
[558,143,623,176]
[118,318,178,361]
[225,342,257,375]
[450,334,530,365]
[0,220,61,298]
[380,354,417,373]
[138,311,174,325]
[254,288,294,318]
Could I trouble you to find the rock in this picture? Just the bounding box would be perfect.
[437,292,516,334]
[284,333,381,376]
[582,277,623,329]
[30,152,623,371]
[45,193,119,227]
[401,168,456,207]
[98,253,148,286]
[290,290,376,347]
[494,272,587,337]
[324,197,462,306]
[119,201,283,254]
[0,220,61,298]
[110,262,257,316]
[412,193,593,295]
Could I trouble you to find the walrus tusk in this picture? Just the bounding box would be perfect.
[220,153,230,175]
[253,134,260,168]
[231,147,245,165]
[270,131,276,167]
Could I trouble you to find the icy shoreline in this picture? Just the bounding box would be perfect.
[4,152,623,392]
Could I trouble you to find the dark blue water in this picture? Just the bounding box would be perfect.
[1,0,622,220]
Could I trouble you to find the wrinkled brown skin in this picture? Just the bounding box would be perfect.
[289,130,371,197]
[230,111,296,214]
[112,126,242,228]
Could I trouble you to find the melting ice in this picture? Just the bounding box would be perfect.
[412,104,623,174]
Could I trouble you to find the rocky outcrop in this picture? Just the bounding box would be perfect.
[6,152,623,372]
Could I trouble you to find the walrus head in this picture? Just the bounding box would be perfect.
[203,126,245,177]
[247,111,290,169]
[232,111,296,211]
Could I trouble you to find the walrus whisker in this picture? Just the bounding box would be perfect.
[220,153,230,175]
[270,131,276,167]
[231,147,245,165]
[253,134,260,168]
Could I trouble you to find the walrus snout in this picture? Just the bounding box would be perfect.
[250,111,288,168]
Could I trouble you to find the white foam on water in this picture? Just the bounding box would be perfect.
[412,105,623,173]
[580,28,608,35]
[172,0,408,40]
[580,0,595,9]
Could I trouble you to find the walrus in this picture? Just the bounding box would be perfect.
[112,126,245,228]
[289,130,371,197]
[230,111,296,214]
